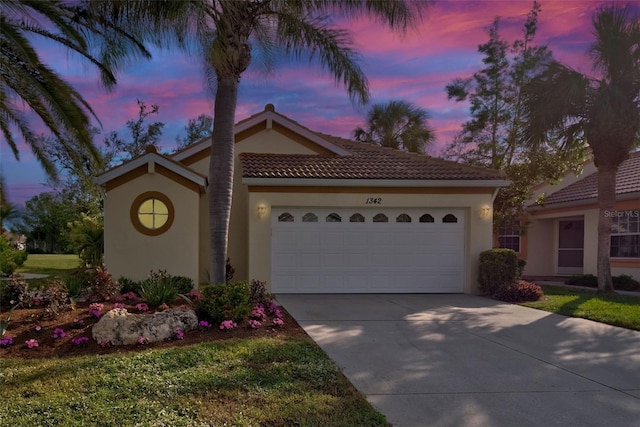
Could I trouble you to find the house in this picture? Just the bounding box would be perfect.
[519,151,640,279]
[97,104,509,294]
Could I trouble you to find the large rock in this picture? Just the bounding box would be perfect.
[92,307,198,346]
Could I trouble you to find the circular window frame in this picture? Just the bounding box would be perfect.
[130,191,175,236]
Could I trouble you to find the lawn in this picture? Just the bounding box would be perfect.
[0,337,387,427]
[16,254,80,279]
[4,256,388,426]
[520,284,640,331]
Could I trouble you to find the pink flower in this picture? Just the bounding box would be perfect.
[89,302,105,312]
[89,309,102,318]
[113,302,125,309]
[219,320,237,331]
[25,339,39,348]
[72,336,90,346]
[272,318,284,327]
[53,328,66,339]
[248,319,262,329]
[188,290,203,301]
[137,336,149,345]
[34,325,42,332]
[99,340,112,348]
[251,304,267,320]
[122,292,138,301]
[173,329,184,340]
[0,336,14,348]
[198,320,212,330]
[136,303,149,312]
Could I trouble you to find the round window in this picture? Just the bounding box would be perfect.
[130,192,175,236]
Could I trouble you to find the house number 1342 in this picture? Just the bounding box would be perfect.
[366,197,382,205]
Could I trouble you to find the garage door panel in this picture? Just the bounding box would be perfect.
[272,208,465,293]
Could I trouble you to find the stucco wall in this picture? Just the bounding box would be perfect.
[104,173,200,283]
[247,190,495,294]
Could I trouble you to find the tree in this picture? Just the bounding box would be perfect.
[0,0,149,184]
[96,0,428,283]
[104,99,165,164]
[68,214,104,267]
[521,5,640,293]
[176,114,214,150]
[353,100,435,153]
[445,1,587,229]
[17,193,76,253]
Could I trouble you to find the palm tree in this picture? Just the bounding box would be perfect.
[354,100,435,153]
[95,0,427,284]
[521,5,640,293]
[0,0,149,182]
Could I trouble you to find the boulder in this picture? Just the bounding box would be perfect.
[92,307,198,346]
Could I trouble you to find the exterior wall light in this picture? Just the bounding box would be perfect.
[480,206,491,219]
[256,204,267,219]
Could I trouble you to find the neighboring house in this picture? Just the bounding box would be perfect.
[97,104,508,294]
[519,151,640,279]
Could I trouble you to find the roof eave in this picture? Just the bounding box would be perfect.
[528,191,640,212]
[242,177,511,188]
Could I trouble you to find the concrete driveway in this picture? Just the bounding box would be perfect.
[277,294,640,427]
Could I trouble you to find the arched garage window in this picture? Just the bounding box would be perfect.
[442,214,458,223]
[130,191,175,236]
[350,213,365,223]
[278,212,294,222]
[419,214,434,223]
[396,214,411,223]
[373,213,388,223]
[302,213,318,222]
[326,213,342,222]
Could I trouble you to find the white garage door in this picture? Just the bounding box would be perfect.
[271,208,465,293]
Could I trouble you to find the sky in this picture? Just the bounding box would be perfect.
[1,0,632,207]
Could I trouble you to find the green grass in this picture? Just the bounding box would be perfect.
[520,285,640,331]
[15,254,80,285]
[0,337,388,427]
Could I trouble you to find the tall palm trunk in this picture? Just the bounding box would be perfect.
[209,76,238,284]
[596,165,617,293]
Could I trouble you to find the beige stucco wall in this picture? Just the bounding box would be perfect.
[247,190,496,294]
[190,127,321,283]
[104,173,200,283]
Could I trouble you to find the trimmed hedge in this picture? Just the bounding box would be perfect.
[478,249,520,295]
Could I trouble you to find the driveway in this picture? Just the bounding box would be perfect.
[277,294,640,427]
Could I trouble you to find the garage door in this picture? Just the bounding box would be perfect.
[271,208,465,293]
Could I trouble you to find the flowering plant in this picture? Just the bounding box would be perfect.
[187,290,203,301]
[173,329,184,340]
[248,319,262,329]
[0,336,14,348]
[25,339,39,348]
[72,336,90,346]
[89,302,105,312]
[219,320,237,331]
[250,304,267,320]
[137,336,149,345]
[135,303,149,312]
[198,320,212,330]
[88,309,102,318]
[272,318,284,327]
[34,325,42,332]
[53,328,66,339]
[99,339,112,348]
[122,292,138,301]
[113,302,125,309]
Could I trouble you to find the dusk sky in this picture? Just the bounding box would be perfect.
[1,1,632,206]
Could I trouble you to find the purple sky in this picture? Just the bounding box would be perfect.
[1,1,624,206]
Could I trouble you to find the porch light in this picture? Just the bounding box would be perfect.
[480,206,491,219]
[256,204,267,219]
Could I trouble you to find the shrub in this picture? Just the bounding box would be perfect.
[197,281,251,324]
[86,267,121,302]
[493,280,543,303]
[171,276,195,295]
[6,275,30,305]
[42,281,71,318]
[249,279,273,306]
[118,276,142,295]
[139,271,178,306]
[565,274,597,288]
[613,275,640,292]
[478,249,520,295]
[0,236,27,275]
[64,274,87,299]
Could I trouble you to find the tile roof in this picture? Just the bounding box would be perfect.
[541,151,640,205]
[240,134,506,181]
